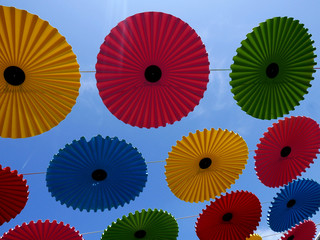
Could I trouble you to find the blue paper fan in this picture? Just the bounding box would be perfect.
[46,135,148,212]
[267,179,320,232]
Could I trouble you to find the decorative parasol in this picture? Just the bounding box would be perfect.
[255,116,320,187]
[195,191,262,240]
[96,11,210,128]
[0,165,29,226]
[268,178,320,232]
[230,17,316,119]
[165,128,248,202]
[246,234,262,240]
[0,6,81,138]
[101,209,178,239]
[1,220,83,239]
[46,135,147,212]
[280,220,316,240]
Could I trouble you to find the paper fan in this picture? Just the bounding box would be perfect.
[280,220,316,240]
[230,17,316,119]
[46,135,147,212]
[0,165,29,226]
[101,209,178,240]
[1,220,83,239]
[165,128,248,202]
[0,6,80,138]
[246,234,262,240]
[96,11,210,128]
[255,116,320,187]
[268,179,320,232]
[195,191,262,240]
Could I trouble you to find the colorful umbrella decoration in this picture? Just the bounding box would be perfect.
[0,165,29,226]
[165,128,248,202]
[1,220,83,239]
[46,135,147,212]
[0,6,81,138]
[96,11,210,128]
[195,191,262,240]
[101,209,178,239]
[280,220,316,240]
[255,116,320,187]
[246,234,262,240]
[230,17,316,119]
[268,178,320,232]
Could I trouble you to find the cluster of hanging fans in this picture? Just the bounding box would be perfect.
[0,4,319,240]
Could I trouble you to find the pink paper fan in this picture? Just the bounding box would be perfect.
[0,165,29,226]
[195,191,262,240]
[1,220,83,240]
[280,220,316,240]
[96,11,210,128]
[255,116,320,187]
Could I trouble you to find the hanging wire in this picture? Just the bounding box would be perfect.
[79,218,320,237]
[80,67,320,73]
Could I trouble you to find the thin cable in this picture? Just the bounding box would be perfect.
[82,230,104,235]
[80,67,320,73]
[146,160,166,164]
[22,172,46,175]
[262,232,284,238]
[176,215,198,220]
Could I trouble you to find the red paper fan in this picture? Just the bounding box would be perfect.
[96,11,210,128]
[195,191,262,240]
[255,116,320,187]
[0,165,29,226]
[280,220,316,240]
[1,220,83,239]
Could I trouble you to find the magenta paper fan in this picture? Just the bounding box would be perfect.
[255,116,320,187]
[195,191,262,240]
[0,165,29,226]
[280,220,316,240]
[96,11,210,128]
[1,220,83,240]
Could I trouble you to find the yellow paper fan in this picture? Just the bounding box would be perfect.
[165,128,248,202]
[0,6,80,138]
[246,234,262,240]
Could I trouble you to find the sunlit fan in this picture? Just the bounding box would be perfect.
[195,191,262,240]
[96,11,210,128]
[101,209,178,239]
[1,220,83,239]
[255,116,320,187]
[0,165,28,226]
[230,17,316,119]
[165,128,248,202]
[46,135,147,212]
[268,179,320,232]
[0,6,81,138]
[280,220,316,240]
[246,234,262,240]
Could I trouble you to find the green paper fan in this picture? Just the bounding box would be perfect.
[230,17,316,119]
[101,209,178,240]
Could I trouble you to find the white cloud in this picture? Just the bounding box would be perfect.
[80,77,97,93]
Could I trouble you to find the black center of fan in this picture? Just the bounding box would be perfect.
[281,146,291,157]
[134,230,146,238]
[287,199,296,208]
[144,65,162,83]
[287,236,294,240]
[4,66,25,86]
[222,213,233,222]
[266,63,279,78]
[92,169,107,181]
[199,158,212,169]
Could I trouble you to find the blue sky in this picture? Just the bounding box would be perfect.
[1,0,320,239]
